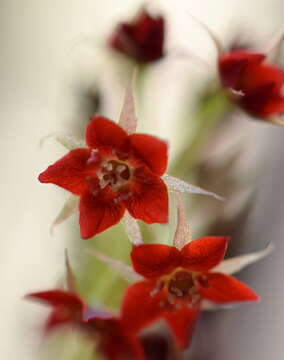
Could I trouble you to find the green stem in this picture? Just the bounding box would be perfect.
[170,90,231,179]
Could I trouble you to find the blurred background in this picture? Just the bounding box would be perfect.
[1,0,284,359]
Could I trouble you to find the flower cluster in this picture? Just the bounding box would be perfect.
[26,6,280,360]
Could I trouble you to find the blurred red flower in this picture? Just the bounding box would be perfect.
[219,50,284,120]
[39,116,168,239]
[109,9,165,63]
[121,236,259,348]
[27,290,146,360]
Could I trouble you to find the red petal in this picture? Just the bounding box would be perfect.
[198,273,259,303]
[238,64,284,117]
[164,307,200,349]
[131,244,181,278]
[129,134,168,176]
[219,51,265,88]
[27,290,84,309]
[86,116,128,150]
[181,237,230,272]
[121,280,165,333]
[38,148,91,195]
[126,170,168,224]
[79,189,125,239]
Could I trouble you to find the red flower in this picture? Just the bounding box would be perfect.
[121,237,258,348]
[26,290,86,332]
[187,16,284,123]
[86,317,146,360]
[27,289,146,360]
[39,116,168,239]
[219,50,284,120]
[131,237,258,303]
[109,9,165,63]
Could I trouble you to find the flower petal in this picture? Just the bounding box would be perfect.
[79,190,125,239]
[219,51,265,89]
[198,273,259,303]
[164,307,200,349]
[129,134,168,176]
[131,244,181,278]
[212,243,274,275]
[38,148,91,195]
[162,174,224,201]
[121,280,165,333]
[126,171,168,224]
[26,290,84,309]
[86,116,128,150]
[181,237,230,271]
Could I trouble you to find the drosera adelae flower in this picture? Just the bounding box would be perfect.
[187,13,284,125]
[88,196,273,349]
[39,73,223,240]
[26,252,147,360]
[109,7,165,64]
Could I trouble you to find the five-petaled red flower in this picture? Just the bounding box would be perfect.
[109,9,165,63]
[39,116,168,239]
[27,289,146,360]
[219,50,284,119]
[121,236,258,348]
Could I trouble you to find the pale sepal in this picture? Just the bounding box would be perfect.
[85,249,143,283]
[122,211,143,245]
[202,300,238,311]
[173,194,192,250]
[269,115,284,127]
[162,174,224,201]
[64,250,77,294]
[263,24,284,61]
[186,11,223,55]
[50,195,79,234]
[212,243,274,275]
[40,132,85,150]
[118,70,138,135]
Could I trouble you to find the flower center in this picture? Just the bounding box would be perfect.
[97,159,131,190]
[168,271,196,298]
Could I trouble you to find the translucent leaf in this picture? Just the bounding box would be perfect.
[162,174,224,201]
[50,196,79,234]
[121,211,143,245]
[40,132,85,150]
[212,243,274,275]
[65,250,77,294]
[118,71,138,134]
[173,194,192,249]
[86,249,143,283]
